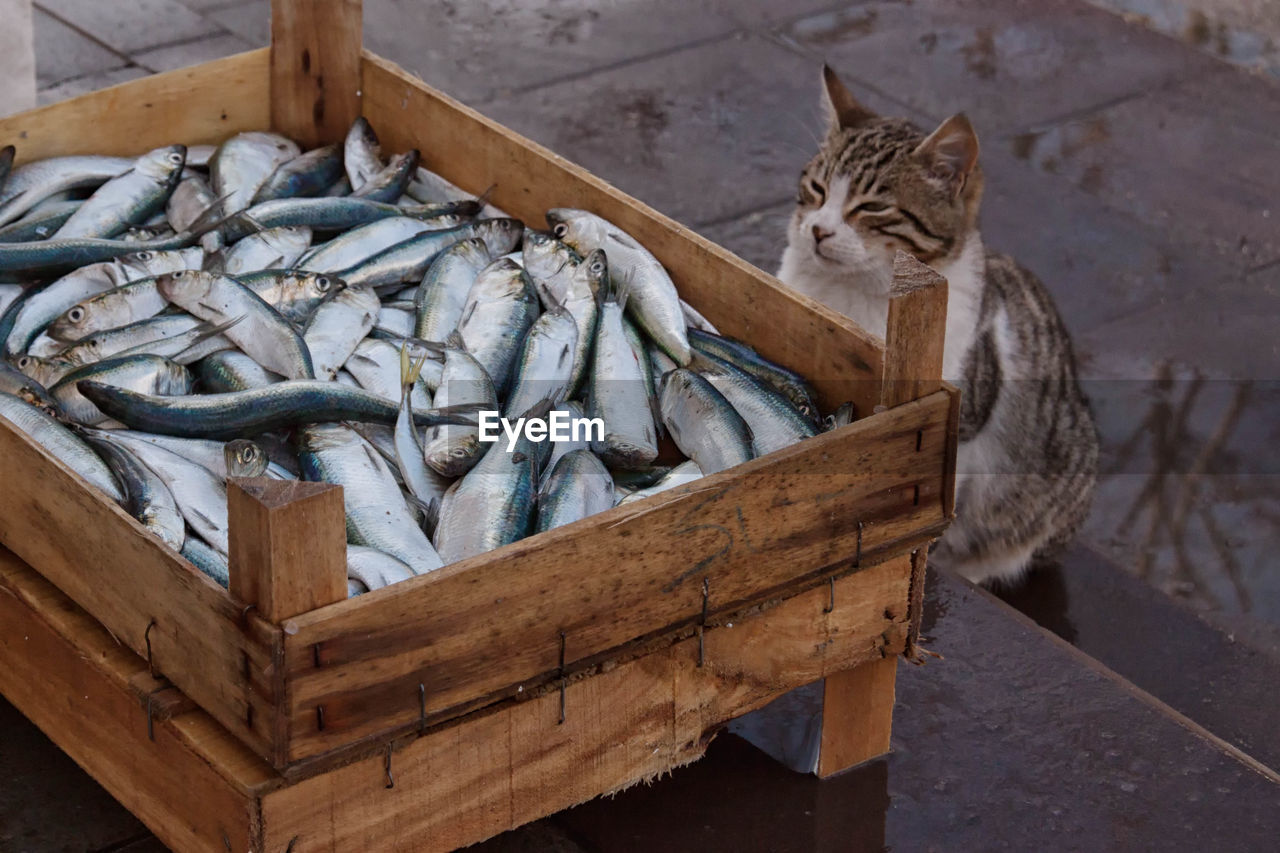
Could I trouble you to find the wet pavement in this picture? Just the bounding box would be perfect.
[5,0,1280,849]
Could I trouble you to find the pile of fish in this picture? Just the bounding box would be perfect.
[0,119,838,596]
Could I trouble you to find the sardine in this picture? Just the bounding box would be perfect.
[54,146,186,240]
[536,449,614,533]
[81,431,185,550]
[658,369,753,475]
[0,392,123,500]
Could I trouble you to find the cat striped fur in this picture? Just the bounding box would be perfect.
[777,66,1098,585]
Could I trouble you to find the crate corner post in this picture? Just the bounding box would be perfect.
[228,478,347,623]
[269,0,364,147]
[816,252,948,778]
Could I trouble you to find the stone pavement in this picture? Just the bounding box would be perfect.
[4,0,1279,849]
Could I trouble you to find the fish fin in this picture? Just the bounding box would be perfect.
[185,192,239,236]
[444,329,467,352]
[420,402,481,427]
[474,183,498,207]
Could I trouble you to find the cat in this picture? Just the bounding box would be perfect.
[777,66,1099,586]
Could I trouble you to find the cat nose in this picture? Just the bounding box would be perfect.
[812,225,834,243]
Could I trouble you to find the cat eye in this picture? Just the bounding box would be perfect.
[848,201,890,216]
[801,177,826,204]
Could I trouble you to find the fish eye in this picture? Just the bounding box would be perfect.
[590,260,604,275]
[136,251,153,261]
[16,357,30,369]
[553,223,568,238]
[167,152,183,164]
[172,270,187,278]
[68,307,85,323]
[315,276,332,291]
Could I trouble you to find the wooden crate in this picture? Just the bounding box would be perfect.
[0,0,956,841]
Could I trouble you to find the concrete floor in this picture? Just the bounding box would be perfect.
[2,0,1278,849]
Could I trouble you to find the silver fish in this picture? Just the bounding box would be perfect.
[54,146,186,240]
[547,208,690,364]
[346,545,414,592]
[503,307,578,419]
[215,225,311,275]
[586,284,658,470]
[413,237,500,342]
[658,369,754,475]
[423,332,497,478]
[689,351,817,456]
[51,354,192,426]
[303,283,379,380]
[616,460,703,505]
[536,449,614,533]
[456,258,541,395]
[298,423,444,574]
[106,430,292,481]
[343,117,385,191]
[82,431,185,550]
[197,350,284,392]
[210,132,300,215]
[345,338,439,401]
[0,391,122,500]
[158,270,314,380]
[0,155,134,227]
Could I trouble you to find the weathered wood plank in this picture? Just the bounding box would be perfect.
[0,549,272,853]
[0,417,282,762]
[270,0,362,147]
[228,479,347,623]
[259,559,911,851]
[880,251,948,410]
[278,391,949,763]
[359,53,884,417]
[0,49,269,163]
[817,656,899,778]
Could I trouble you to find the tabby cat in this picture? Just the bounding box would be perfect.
[777,66,1099,585]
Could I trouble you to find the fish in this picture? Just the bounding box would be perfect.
[0,155,134,227]
[336,218,523,289]
[81,431,185,550]
[157,270,315,380]
[346,545,415,592]
[105,430,292,480]
[218,197,479,244]
[51,354,192,425]
[345,338,440,402]
[658,369,754,475]
[197,350,284,392]
[89,429,231,552]
[433,401,552,563]
[688,351,817,456]
[0,391,122,500]
[54,146,186,239]
[302,283,380,380]
[351,150,419,203]
[251,144,345,204]
[688,328,821,426]
[213,225,311,275]
[393,346,452,507]
[615,460,703,505]
[547,208,690,364]
[0,200,82,243]
[536,449,614,533]
[182,537,229,587]
[456,258,541,395]
[293,216,441,273]
[559,248,606,395]
[0,360,57,410]
[224,438,270,478]
[413,237,500,342]
[586,281,658,470]
[503,306,578,419]
[423,332,497,478]
[298,422,444,574]
[343,117,385,191]
[77,379,475,439]
[210,132,300,215]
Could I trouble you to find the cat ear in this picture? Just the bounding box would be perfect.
[914,114,980,198]
[822,64,875,130]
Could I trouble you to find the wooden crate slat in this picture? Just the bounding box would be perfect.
[276,391,950,763]
[0,420,283,761]
[0,49,269,163]
[270,0,362,147]
[359,53,886,417]
[259,560,910,850]
[0,550,270,853]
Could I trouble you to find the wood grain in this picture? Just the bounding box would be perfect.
[259,559,911,851]
[0,549,273,853]
[880,251,948,409]
[278,391,950,763]
[0,49,269,163]
[271,0,362,147]
[817,656,899,778]
[0,418,282,761]
[359,53,885,417]
[228,479,347,623]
